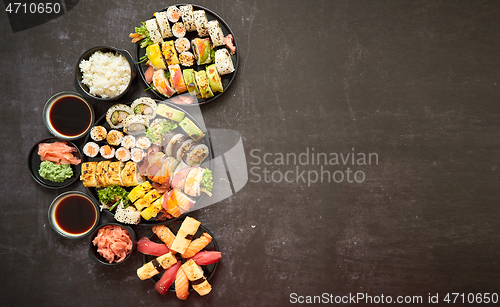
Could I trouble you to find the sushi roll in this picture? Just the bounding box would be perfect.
[154,11,173,39]
[83,142,100,158]
[183,167,204,197]
[193,10,209,37]
[165,133,185,157]
[106,104,133,129]
[121,135,136,149]
[115,147,131,162]
[95,160,111,187]
[90,126,107,142]
[174,37,190,53]
[161,41,179,66]
[179,5,196,32]
[172,22,186,38]
[183,69,200,97]
[194,70,214,99]
[136,136,152,150]
[145,19,163,44]
[106,129,124,146]
[184,143,209,166]
[206,64,223,93]
[122,115,149,135]
[166,6,181,23]
[80,162,98,187]
[179,117,205,141]
[114,202,141,225]
[107,161,124,186]
[207,20,225,47]
[131,148,146,163]
[156,103,185,122]
[215,48,235,75]
[100,145,115,159]
[191,38,213,65]
[120,161,146,187]
[146,43,167,69]
[171,136,194,161]
[152,69,176,98]
[131,97,157,120]
[168,64,187,94]
[179,51,195,67]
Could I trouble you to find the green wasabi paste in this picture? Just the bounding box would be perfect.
[39,161,73,182]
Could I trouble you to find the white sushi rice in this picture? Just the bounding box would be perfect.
[83,142,100,158]
[79,51,131,99]
[121,135,136,149]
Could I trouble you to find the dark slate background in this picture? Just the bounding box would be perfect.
[1,1,499,306]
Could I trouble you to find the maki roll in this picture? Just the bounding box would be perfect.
[106,130,124,146]
[122,115,149,135]
[174,37,191,53]
[106,104,133,129]
[154,11,173,39]
[156,103,185,122]
[183,69,200,97]
[194,70,214,99]
[131,148,146,163]
[171,136,194,161]
[184,167,213,197]
[193,10,209,37]
[172,22,186,38]
[168,64,187,94]
[161,40,179,66]
[191,38,213,65]
[166,6,181,23]
[152,69,176,98]
[136,136,152,150]
[146,118,178,145]
[184,143,209,166]
[100,145,115,159]
[120,161,146,187]
[179,51,195,67]
[83,142,100,158]
[131,97,157,120]
[215,48,235,75]
[115,147,131,162]
[114,203,141,225]
[80,162,98,187]
[206,64,223,93]
[145,19,163,44]
[179,5,196,32]
[146,43,167,69]
[96,161,110,187]
[164,133,185,157]
[179,117,205,141]
[207,20,225,47]
[121,135,136,149]
[90,126,107,142]
[107,161,124,186]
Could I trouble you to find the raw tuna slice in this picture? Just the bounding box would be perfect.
[190,250,221,265]
[137,237,170,256]
[155,261,181,295]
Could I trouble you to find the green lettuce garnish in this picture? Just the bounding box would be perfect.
[98,185,130,210]
[146,119,178,144]
[200,169,213,196]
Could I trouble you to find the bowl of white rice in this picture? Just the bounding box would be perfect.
[76,46,136,101]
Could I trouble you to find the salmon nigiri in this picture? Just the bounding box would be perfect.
[181,232,212,258]
[175,267,190,300]
[152,225,176,248]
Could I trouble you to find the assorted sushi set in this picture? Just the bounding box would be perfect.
[130,4,238,104]
[80,97,213,225]
[29,3,235,302]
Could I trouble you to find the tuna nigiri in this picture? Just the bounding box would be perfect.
[190,251,222,265]
[155,260,181,295]
[181,232,212,258]
[137,237,170,256]
[175,267,190,300]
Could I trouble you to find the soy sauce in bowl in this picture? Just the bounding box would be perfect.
[43,92,95,140]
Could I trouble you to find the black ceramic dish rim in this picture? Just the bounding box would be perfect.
[88,222,137,265]
[75,45,137,102]
[135,3,240,106]
[82,99,214,226]
[28,137,83,189]
[47,190,101,239]
[143,218,220,290]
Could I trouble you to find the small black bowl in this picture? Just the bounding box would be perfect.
[89,223,136,265]
[75,46,136,101]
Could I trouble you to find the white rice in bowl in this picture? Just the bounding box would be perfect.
[79,51,131,99]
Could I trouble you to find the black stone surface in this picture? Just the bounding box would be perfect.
[1,1,499,306]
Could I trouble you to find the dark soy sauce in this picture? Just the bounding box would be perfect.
[49,96,92,137]
[54,194,97,235]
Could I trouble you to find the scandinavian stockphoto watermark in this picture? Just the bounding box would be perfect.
[249,147,378,186]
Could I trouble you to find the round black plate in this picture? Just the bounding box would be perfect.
[143,219,219,289]
[135,4,239,105]
[28,137,82,188]
[83,100,213,226]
